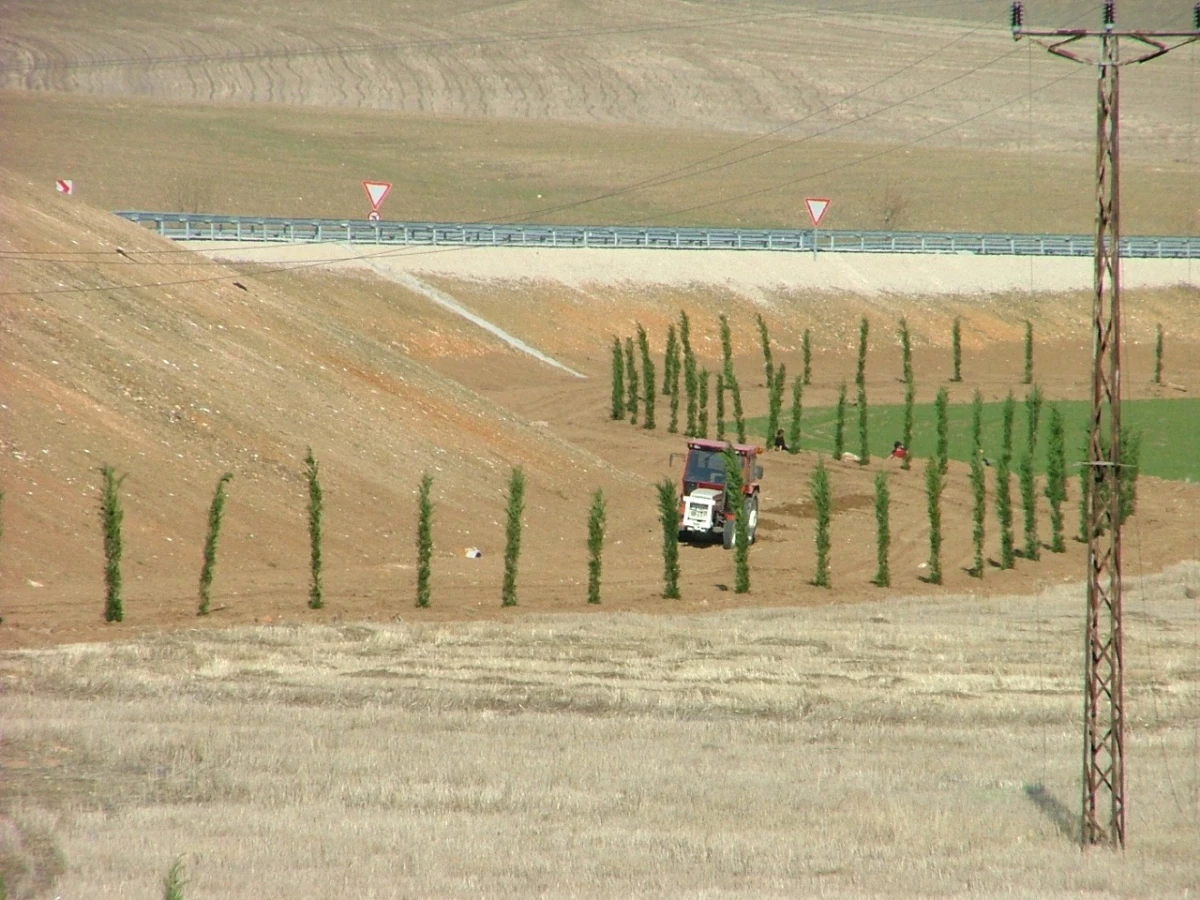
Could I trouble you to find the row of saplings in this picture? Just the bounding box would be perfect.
[3,309,1148,623]
[609,309,1143,595]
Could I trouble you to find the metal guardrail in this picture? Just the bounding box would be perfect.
[115,211,1200,259]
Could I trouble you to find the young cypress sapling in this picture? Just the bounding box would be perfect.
[811,457,832,588]
[667,332,681,434]
[100,464,127,623]
[625,337,638,425]
[416,472,434,608]
[833,381,847,461]
[787,375,803,455]
[716,373,726,440]
[899,319,914,471]
[756,313,774,388]
[1018,453,1039,560]
[969,391,986,577]
[729,373,746,444]
[996,455,1015,569]
[855,316,869,388]
[662,323,678,396]
[935,386,949,475]
[1045,404,1067,553]
[766,363,786,448]
[925,456,943,584]
[1154,323,1164,385]
[697,368,710,438]
[610,336,625,421]
[305,448,324,610]
[198,471,234,616]
[656,479,681,599]
[721,444,751,593]
[873,470,890,587]
[637,324,656,430]
[802,327,813,386]
[1001,390,1016,464]
[1023,319,1034,384]
[681,311,698,436]
[587,488,606,605]
[856,380,869,465]
[951,316,963,382]
[501,466,525,607]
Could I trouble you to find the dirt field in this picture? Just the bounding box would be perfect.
[2,0,1200,895]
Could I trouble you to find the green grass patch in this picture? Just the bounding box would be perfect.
[750,398,1200,482]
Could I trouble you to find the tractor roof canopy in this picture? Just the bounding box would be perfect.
[686,439,760,455]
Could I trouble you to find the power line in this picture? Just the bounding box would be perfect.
[0,19,1038,267]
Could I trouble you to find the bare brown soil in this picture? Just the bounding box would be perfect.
[3,166,1200,652]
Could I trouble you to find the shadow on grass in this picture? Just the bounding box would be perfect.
[1023,782,1077,842]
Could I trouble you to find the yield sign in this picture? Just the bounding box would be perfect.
[362,181,392,212]
[805,197,830,228]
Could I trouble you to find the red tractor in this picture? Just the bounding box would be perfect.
[678,438,763,548]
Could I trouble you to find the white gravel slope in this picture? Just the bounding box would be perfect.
[188,241,1197,297]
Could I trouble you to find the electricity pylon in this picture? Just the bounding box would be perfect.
[1012,1,1200,850]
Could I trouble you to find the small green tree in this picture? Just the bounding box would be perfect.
[163,856,187,900]
[802,327,812,385]
[610,336,625,420]
[716,372,726,440]
[1023,319,1034,384]
[198,471,234,616]
[873,470,890,587]
[811,458,832,588]
[729,373,747,444]
[756,313,774,388]
[855,316,869,388]
[856,381,869,466]
[925,456,943,585]
[1018,453,1039,561]
[996,456,1015,569]
[100,464,127,623]
[681,311,698,436]
[656,479,681,599]
[766,363,786,447]
[787,374,803,455]
[501,467,525,607]
[833,381,847,461]
[667,327,681,434]
[969,391,986,577]
[1024,384,1043,454]
[1154,323,1164,385]
[899,319,914,471]
[637,324,656,430]
[416,473,434,608]
[697,368,710,438]
[1078,435,1091,543]
[921,458,940,585]
[305,448,324,610]
[719,313,735,380]
[901,375,914,471]
[1045,405,1067,553]
[1119,427,1142,525]
[662,323,678,396]
[951,316,963,382]
[721,444,750,593]
[899,317,914,385]
[625,337,638,425]
[1001,390,1016,463]
[935,386,949,474]
[587,489,606,605]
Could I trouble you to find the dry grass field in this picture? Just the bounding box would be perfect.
[2,568,1199,898]
[3,0,1200,895]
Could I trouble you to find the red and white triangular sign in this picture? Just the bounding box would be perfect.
[362,181,392,211]
[805,197,830,228]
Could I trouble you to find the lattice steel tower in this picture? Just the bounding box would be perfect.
[1012,1,1200,849]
